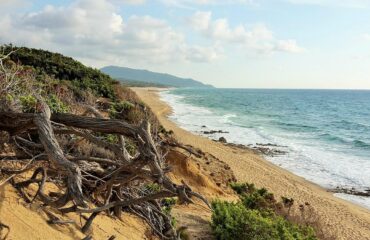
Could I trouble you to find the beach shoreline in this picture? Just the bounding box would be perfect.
[132,87,370,240]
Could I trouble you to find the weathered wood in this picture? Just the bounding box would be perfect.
[32,101,86,207]
[0,112,136,137]
[52,113,137,137]
[0,108,210,239]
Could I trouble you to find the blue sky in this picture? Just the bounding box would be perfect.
[1,0,370,89]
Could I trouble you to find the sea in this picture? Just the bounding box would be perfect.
[159,88,370,209]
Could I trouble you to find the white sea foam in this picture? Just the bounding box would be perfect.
[159,90,370,209]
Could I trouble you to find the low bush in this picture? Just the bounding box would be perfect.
[19,94,69,113]
[211,183,318,240]
[45,94,69,113]
[161,197,177,227]
[109,100,134,118]
[19,95,37,113]
[211,200,316,240]
[143,183,162,194]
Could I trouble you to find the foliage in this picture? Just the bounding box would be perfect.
[230,182,256,195]
[211,183,317,240]
[19,94,69,113]
[108,100,146,124]
[109,101,134,118]
[161,197,177,227]
[161,197,177,215]
[99,134,119,144]
[211,200,316,240]
[2,44,117,99]
[241,187,276,210]
[143,183,162,194]
[19,95,37,113]
[45,94,69,113]
[231,182,276,210]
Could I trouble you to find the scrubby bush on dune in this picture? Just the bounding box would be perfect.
[2,44,117,99]
[211,183,317,240]
[212,200,316,240]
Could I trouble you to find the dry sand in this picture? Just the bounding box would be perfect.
[0,183,153,240]
[132,87,370,240]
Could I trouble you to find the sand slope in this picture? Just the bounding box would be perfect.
[0,183,153,240]
[132,87,370,240]
[0,134,235,240]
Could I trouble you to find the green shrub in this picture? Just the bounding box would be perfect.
[212,183,317,240]
[230,182,256,195]
[211,200,316,240]
[241,188,276,210]
[109,101,134,119]
[19,94,69,113]
[19,95,37,113]
[231,182,276,210]
[2,44,117,99]
[101,134,119,144]
[161,197,177,226]
[143,183,162,194]
[126,107,145,124]
[161,197,177,214]
[45,94,69,113]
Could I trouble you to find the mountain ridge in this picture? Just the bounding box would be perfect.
[101,65,213,88]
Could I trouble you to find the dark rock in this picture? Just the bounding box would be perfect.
[256,143,288,148]
[252,146,287,156]
[218,137,227,143]
[329,187,370,197]
[202,130,229,134]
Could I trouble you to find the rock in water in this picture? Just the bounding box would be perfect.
[218,137,227,143]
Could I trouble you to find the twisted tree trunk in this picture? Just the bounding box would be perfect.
[32,100,86,207]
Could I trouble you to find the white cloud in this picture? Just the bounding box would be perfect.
[0,0,219,66]
[111,0,146,4]
[286,0,370,8]
[0,0,29,13]
[189,11,304,54]
[363,33,370,41]
[275,39,305,53]
[162,0,253,4]
[0,0,24,6]
[107,0,256,7]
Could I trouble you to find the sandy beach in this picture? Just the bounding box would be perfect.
[132,87,370,240]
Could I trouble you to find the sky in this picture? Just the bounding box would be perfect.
[1,0,370,89]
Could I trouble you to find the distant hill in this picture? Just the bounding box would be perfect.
[101,66,213,88]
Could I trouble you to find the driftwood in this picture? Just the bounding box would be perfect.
[0,102,209,239]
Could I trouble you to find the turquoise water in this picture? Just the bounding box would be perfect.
[160,88,370,208]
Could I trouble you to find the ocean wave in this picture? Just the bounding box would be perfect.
[353,140,370,149]
[160,88,370,209]
[331,119,370,131]
[319,133,348,144]
[318,133,370,150]
[273,121,318,131]
[220,113,238,124]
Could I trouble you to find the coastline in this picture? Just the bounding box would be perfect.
[132,87,370,240]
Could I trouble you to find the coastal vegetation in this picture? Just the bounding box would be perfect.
[211,183,318,240]
[0,45,207,239]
